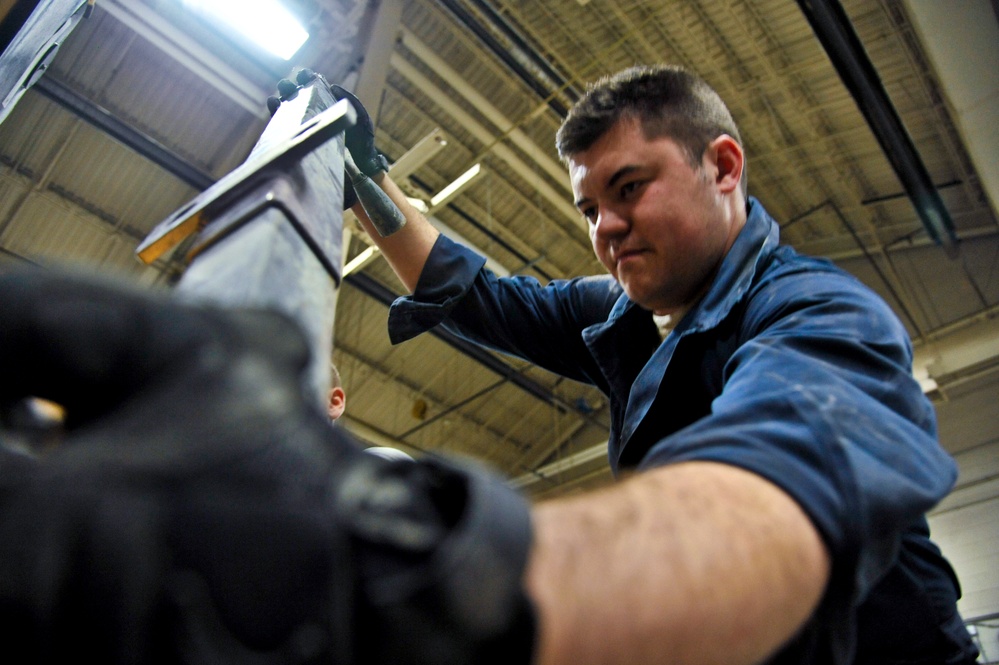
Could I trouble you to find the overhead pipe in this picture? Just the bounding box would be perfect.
[463,0,580,106]
[434,0,571,118]
[796,0,959,256]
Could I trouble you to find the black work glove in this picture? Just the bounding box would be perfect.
[268,69,389,211]
[0,267,534,664]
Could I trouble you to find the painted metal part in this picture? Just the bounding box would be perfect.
[0,0,90,126]
[138,81,352,410]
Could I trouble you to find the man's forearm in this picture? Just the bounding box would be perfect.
[525,461,831,665]
[351,172,440,292]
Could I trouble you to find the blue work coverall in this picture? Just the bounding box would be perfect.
[387,198,978,665]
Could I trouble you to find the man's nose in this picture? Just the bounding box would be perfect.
[592,206,629,240]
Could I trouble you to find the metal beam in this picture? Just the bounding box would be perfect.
[902,0,999,221]
[0,0,90,125]
[390,53,585,233]
[33,76,214,191]
[352,0,402,121]
[797,0,959,255]
[400,29,569,189]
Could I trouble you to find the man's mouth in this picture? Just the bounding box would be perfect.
[615,247,644,266]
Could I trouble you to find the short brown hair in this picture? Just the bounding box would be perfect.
[556,65,745,192]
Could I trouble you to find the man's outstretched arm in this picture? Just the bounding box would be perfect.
[527,461,831,665]
[350,171,439,292]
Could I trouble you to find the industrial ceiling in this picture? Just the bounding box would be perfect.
[1,0,997,624]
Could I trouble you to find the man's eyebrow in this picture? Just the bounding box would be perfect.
[607,165,641,189]
[574,164,643,209]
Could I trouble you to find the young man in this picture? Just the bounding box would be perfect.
[350,65,977,665]
[0,65,975,665]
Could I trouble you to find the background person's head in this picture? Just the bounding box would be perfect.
[324,363,412,460]
[327,363,346,422]
[556,64,746,196]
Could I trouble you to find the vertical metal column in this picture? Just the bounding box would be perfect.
[139,82,352,411]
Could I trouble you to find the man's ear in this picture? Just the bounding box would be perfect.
[327,387,346,421]
[707,134,743,194]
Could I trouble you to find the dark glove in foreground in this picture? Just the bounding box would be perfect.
[0,268,534,664]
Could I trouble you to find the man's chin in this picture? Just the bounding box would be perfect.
[621,284,657,311]
[622,285,687,317]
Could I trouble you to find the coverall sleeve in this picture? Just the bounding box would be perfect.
[640,261,956,611]
[388,234,622,388]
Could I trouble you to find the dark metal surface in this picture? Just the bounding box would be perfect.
[161,82,350,409]
[0,0,89,126]
[137,94,354,266]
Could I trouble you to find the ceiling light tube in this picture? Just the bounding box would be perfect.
[430,163,483,208]
[406,196,429,213]
[389,128,450,180]
[183,0,309,60]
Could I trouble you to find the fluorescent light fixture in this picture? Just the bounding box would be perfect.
[913,364,938,395]
[389,128,450,180]
[510,441,608,489]
[430,163,483,208]
[406,196,429,213]
[183,0,309,60]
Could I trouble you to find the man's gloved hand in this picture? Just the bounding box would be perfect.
[0,267,534,664]
[268,70,389,211]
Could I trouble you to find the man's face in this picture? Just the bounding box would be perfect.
[569,117,743,315]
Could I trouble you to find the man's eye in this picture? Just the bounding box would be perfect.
[621,181,640,198]
[581,207,597,223]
